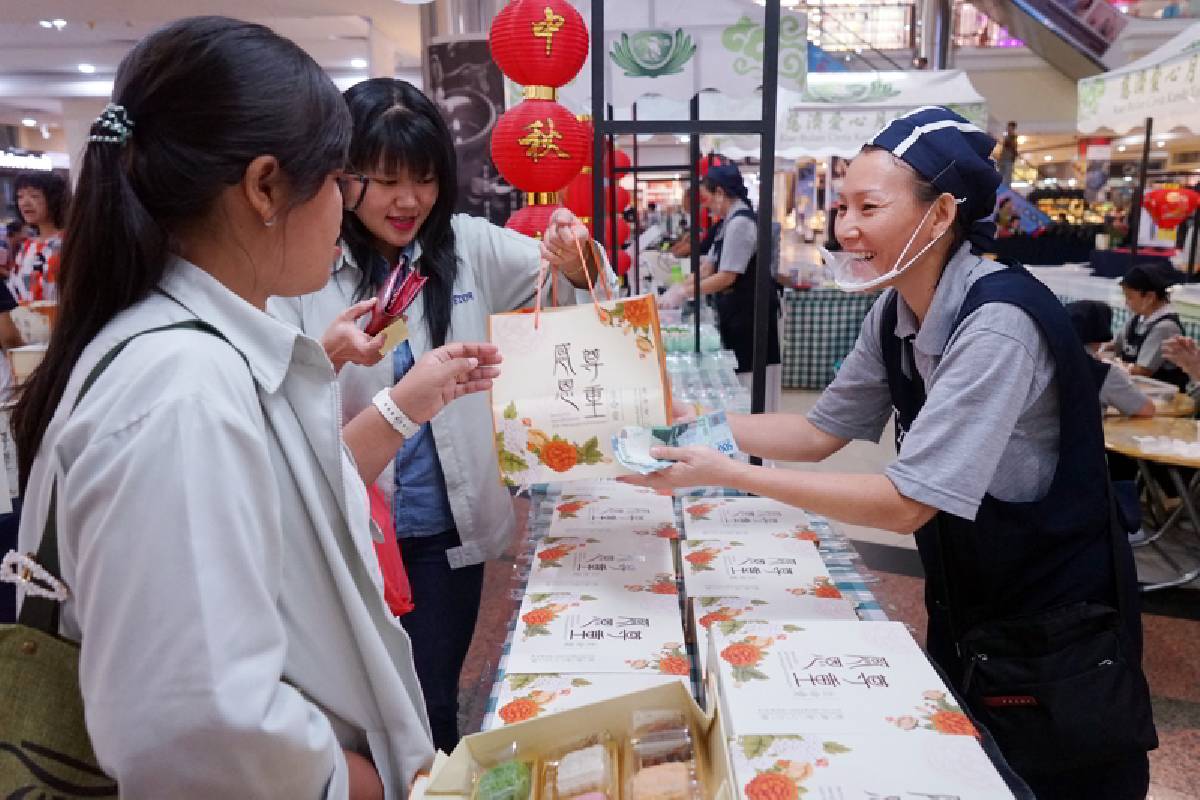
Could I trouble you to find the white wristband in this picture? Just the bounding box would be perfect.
[372,388,421,439]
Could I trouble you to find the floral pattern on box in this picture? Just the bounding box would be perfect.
[519,593,597,639]
[734,735,852,800]
[886,689,980,739]
[486,672,688,730]
[533,537,599,569]
[681,497,812,542]
[681,538,836,601]
[731,733,1016,800]
[623,573,679,596]
[626,642,693,677]
[506,588,687,674]
[719,633,780,686]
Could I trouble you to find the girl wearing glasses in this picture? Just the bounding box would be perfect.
[271,78,606,754]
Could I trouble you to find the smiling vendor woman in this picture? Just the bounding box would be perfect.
[271,78,607,754]
[627,107,1157,799]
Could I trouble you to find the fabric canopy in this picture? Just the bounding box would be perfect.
[1077,22,1200,135]
[702,70,988,159]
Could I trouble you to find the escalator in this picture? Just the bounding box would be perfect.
[966,0,1126,80]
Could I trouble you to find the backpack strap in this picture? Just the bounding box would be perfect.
[17,320,245,634]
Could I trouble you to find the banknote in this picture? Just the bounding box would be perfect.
[612,412,739,474]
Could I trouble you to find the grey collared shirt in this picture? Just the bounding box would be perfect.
[808,244,1060,521]
[713,199,757,275]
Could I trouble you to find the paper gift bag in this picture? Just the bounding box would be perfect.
[489,295,670,485]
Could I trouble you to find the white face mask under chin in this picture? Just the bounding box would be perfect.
[823,202,948,293]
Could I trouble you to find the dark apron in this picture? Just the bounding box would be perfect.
[1119,312,1189,390]
[710,207,780,374]
[880,263,1156,779]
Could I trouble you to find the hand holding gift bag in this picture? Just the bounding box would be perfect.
[489,230,670,485]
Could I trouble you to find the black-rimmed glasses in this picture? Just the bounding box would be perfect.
[335,171,369,212]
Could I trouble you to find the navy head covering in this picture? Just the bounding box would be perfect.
[867,105,1001,252]
[704,164,750,203]
[1120,262,1183,295]
[1066,300,1114,345]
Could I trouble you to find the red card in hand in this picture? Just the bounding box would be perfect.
[365,256,427,336]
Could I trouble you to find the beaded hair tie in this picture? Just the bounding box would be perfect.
[88,103,135,145]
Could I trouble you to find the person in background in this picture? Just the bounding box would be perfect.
[1,221,27,277]
[1108,263,1188,390]
[270,77,606,755]
[683,163,782,410]
[1066,300,1154,417]
[645,201,662,228]
[1161,335,1200,403]
[10,171,71,303]
[11,17,503,796]
[997,121,1019,186]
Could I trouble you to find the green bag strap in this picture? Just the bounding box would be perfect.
[18,319,246,634]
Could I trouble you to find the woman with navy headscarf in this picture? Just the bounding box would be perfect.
[625,107,1157,797]
[683,163,782,410]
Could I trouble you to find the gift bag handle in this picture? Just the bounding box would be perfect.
[533,226,613,330]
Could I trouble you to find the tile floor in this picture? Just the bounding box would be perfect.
[459,389,1200,799]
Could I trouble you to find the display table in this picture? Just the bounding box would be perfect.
[780,287,880,390]
[1104,416,1200,590]
[483,485,887,725]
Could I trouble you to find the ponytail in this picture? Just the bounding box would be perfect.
[12,16,351,488]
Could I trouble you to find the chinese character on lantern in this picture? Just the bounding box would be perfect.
[532,6,566,55]
[519,119,571,162]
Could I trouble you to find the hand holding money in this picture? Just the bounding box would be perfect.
[612,412,739,475]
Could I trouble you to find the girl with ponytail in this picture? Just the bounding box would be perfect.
[10,17,500,796]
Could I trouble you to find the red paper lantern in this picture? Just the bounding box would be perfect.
[492,99,588,193]
[607,149,631,177]
[616,250,632,276]
[489,0,589,89]
[505,203,563,240]
[1143,187,1200,230]
[564,169,593,218]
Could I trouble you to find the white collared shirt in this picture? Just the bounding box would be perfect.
[19,258,433,798]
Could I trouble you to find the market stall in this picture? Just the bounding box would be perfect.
[1077,21,1200,274]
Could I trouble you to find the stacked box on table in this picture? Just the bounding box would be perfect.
[690,598,858,686]
[710,620,1015,800]
[681,496,815,541]
[550,491,678,540]
[681,537,842,601]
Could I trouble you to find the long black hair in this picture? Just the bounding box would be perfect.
[13,16,351,486]
[14,171,72,230]
[341,78,459,348]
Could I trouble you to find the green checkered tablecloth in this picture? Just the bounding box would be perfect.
[781,288,881,390]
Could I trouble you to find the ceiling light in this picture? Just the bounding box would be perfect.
[77,63,95,74]
[21,118,37,127]
[1017,135,1027,145]
[350,58,368,69]
[1118,145,1127,152]
[1124,176,1133,181]
[1156,140,1165,147]
[38,20,52,28]
[1043,155,1053,161]
[51,19,66,30]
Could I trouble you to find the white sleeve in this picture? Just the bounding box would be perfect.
[66,390,345,798]
[457,214,618,312]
